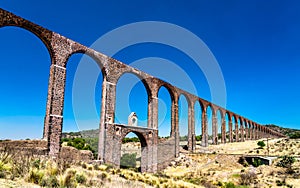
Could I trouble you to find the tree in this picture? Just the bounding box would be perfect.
[120,153,137,168]
[257,141,265,148]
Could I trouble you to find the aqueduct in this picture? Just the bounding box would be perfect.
[0,9,285,173]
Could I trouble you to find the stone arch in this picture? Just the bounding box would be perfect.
[0,24,53,62]
[115,70,152,98]
[117,125,157,172]
[120,131,148,171]
[66,50,108,79]
[156,82,176,102]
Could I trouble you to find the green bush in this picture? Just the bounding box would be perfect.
[179,135,188,141]
[257,141,265,148]
[75,173,87,184]
[289,132,300,139]
[224,182,236,188]
[252,158,263,167]
[196,135,202,141]
[64,138,95,154]
[27,169,44,184]
[39,175,59,187]
[122,137,140,143]
[276,155,296,168]
[120,153,137,168]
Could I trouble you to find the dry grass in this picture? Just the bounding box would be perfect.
[0,138,299,187]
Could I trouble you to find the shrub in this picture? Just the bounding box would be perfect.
[257,141,265,148]
[252,158,263,167]
[195,135,202,141]
[179,135,188,141]
[75,173,87,184]
[32,159,41,169]
[186,177,202,185]
[27,168,44,184]
[40,175,59,187]
[65,138,95,154]
[120,153,137,168]
[276,155,296,168]
[122,137,140,143]
[224,182,236,188]
[63,170,77,187]
[289,132,300,139]
[239,171,257,185]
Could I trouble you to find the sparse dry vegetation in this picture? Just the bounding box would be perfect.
[0,138,299,187]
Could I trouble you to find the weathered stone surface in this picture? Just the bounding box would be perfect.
[0,140,48,156]
[59,146,93,163]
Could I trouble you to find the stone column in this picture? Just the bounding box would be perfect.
[229,119,233,143]
[201,111,208,147]
[98,79,117,162]
[44,64,67,157]
[212,114,218,145]
[171,97,179,157]
[252,124,256,140]
[241,121,245,142]
[188,105,195,151]
[148,95,158,129]
[249,124,252,139]
[255,125,259,140]
[235,120,239,142]
[254,125,257,140]
[244,123,247,140]
[221,116,226,143]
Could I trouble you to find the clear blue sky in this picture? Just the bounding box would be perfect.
[0,0,299,139]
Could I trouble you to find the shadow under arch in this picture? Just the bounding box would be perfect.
[0,26,50,139]
[120,131,148,172]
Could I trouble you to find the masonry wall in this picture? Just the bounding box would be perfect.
[157,137,176,170]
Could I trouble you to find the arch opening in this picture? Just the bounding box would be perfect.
[232,115,238,142]
[121,131,147,172]
[217,110,222,144]
[157,86,172,138]
[225,112,230,142]
[194,101,202,146]
[0,26,50,140]
[115,73,148,127]
[206,105,213,145]
[178,94,188,149]
[62,53,103,159]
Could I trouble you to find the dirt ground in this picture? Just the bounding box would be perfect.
[163,138,300,187]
